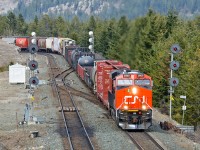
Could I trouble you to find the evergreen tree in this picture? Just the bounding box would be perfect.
[165,10,178,38]
[6,11,17,35]
[118,16,129,35]
[16,14,27,35]
[37,15,53,36]
[0,16,8,35]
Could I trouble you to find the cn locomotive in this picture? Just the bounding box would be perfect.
[64,44,153,130]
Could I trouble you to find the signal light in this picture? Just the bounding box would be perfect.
[169,77,179,87]
[170,61,180,71]
[28,60,38,70]
[89,31,94,52]
[170,44,181,54]
[28,44,38,54]
[173,47,177,51]
[29,77,39,86]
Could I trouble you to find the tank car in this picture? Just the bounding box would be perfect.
[15,37,29,51]
[77,56,94,87]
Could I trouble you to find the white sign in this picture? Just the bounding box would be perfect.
[180,95,186,99]
[182,105,186,110]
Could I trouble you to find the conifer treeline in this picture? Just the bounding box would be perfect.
[1,11,200,126]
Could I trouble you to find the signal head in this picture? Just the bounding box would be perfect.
[28,60,38,70]
[169,77,179,87]
[89,31,93,36]
[31,32,36,37]
[28,44,38,54]
[170,61,180,70]
[29,77,39,86]
[170,44,181,54]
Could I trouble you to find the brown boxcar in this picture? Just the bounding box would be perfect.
[37,38,47,51]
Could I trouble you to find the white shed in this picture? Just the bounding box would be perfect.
[9,63,26,84]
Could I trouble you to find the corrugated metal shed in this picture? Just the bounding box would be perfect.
[9,63,26,84]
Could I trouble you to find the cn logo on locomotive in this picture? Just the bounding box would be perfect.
[124,95,146,104]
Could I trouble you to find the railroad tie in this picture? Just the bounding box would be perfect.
[58,106,78,112]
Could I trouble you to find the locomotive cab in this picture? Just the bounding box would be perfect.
[108,70,153,130]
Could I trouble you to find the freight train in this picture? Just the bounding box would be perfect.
[14,36,75,53]
[15,36,153,130]
[63,44,153,130]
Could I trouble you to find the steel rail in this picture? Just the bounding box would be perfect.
[144,132,165,150]
[45,53,74,150]
[46,53,94,150]
[126,132,144,150]
[126,131,165,150]
[64,82,95,150]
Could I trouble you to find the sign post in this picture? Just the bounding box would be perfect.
[180,95,187,125]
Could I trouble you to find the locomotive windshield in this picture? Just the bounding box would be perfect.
[116,79,133,90]
[117,79,133,86]
[135,79,151,89]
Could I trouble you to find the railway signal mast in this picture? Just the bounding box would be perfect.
[28,32,39,87]
[25,32,39,122]
[89,31,94,53]
[169,44,181,119]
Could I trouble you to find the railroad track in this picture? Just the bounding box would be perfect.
[58,86,96,102]
[54,67,74,79]
[41,53,165,150]
[46,53,95,150]
[126,131,165,150]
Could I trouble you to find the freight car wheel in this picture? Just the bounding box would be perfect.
[111,108,115,120]
[109,108,111,116]
[115,111,120,127]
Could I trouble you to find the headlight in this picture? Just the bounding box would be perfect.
[132,87,137,94]
[123,105,128,110]
[142,104,147,110]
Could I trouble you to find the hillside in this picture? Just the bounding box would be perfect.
[0,0,17,14]
[1,0,200,21]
